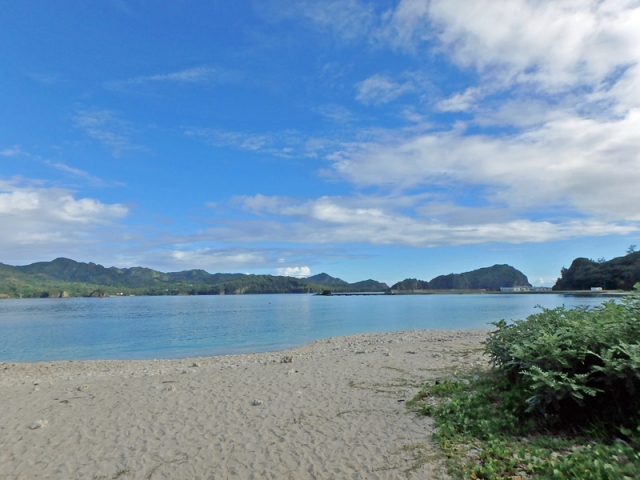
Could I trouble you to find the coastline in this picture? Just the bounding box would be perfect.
[1,289,630,303]
[0,329,488,479]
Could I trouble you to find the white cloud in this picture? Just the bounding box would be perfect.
[386,0,640,119]
[227,194,636,247]
[276,266,311,277]
[331,108,640,221]
[387,0,640,89]
[191,1,640,252]
[436,87,486,112]
[0,181,127,223]
[0,179,128,261]
[533,276,560,288]
[312,0,640,233]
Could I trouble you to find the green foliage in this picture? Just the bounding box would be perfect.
[485,296,640,426]
[410,375,533,439]
[412,372,640,479]
[410,291,640,478]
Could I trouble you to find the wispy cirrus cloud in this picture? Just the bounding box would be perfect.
[255,0,378,42]
[73,109,144,157]
[184,127,337,159]
[355,74,416,105]
[105,66,239,92]
[46,161,113,187]
[27,73,64,85]
[315,104,355,124]
[0,145,28,157]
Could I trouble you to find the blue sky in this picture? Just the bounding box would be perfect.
[2,0,640,286]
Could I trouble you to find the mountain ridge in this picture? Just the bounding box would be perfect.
[0,258,388,298]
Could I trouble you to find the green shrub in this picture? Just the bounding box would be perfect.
[411,286,640,478]
[485,290,640,430]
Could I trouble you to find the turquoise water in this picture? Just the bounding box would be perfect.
[0,294,610,363]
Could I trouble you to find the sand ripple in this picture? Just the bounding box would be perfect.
[0,329,488,479]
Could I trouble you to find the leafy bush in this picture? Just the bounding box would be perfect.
[485,289,640,429]
[411,287,640,478]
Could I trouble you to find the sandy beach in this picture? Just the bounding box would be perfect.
[0,329,488,479]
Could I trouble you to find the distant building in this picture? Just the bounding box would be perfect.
[500,286,532,292]
[532,287,552,291]
[591,287,603,291]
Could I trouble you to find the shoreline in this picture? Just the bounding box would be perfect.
[0,328,489,479]
[0,289,631,301]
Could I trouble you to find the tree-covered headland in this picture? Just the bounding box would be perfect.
[553,250,640,290]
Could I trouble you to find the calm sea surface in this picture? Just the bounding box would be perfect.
[0,293,611,363]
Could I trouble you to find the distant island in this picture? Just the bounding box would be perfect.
[0,258,388,299]
[391,264,532,292]
[553,251,640,291]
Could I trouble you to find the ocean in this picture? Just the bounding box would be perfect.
[0,293,610,362]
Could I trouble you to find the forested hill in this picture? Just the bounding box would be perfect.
[553,251,640,291]
[305,273,351,287]
[391,264,531,291]
[0,258,388,298]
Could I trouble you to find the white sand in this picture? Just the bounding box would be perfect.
[0,329,489,479]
